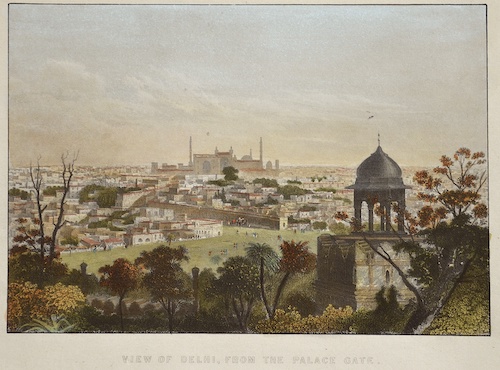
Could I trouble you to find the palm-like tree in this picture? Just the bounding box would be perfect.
[245,242,279,319]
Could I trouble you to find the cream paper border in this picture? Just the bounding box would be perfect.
[1,1,499,369]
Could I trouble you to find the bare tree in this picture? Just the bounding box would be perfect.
[27,152,78,283]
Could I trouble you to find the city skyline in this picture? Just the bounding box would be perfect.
[8,5,487,167]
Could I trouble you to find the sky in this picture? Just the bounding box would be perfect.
[8,4,487,167]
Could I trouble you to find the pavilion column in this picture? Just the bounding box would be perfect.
[380,205,385,232]
[385,203,392,232]
[354,202,362,225]
[368,205,374,232]
[397,200,406,232]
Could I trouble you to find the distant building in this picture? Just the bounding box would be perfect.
[151,137,279,176]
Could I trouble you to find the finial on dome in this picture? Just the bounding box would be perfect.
[378,132,380,147]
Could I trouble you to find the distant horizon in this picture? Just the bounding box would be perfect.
[9,5,487,168]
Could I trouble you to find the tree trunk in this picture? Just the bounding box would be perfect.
[119,295,124,332]
[167,299,174,333]
[232,297,245,332]
[404,258,472,334]
[271,271,290,319]
[260,257,272,318]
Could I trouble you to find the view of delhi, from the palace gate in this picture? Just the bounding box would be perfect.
[6,4,490,337]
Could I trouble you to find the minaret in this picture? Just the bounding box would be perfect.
[189,136,193,166]
[259,137,263,166]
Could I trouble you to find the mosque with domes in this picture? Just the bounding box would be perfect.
[151,137,279,176]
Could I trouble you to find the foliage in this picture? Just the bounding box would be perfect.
[22,315,76,333]
[312,221,327,230]
[283,291,317,316]
[253,178,279,187]
[61,235,79,246]
[9,247,68,286]
[8,282,85,332]
[62,269,100,295]
[99,258,140,298]
[310,176,327,182]
[287,180,302,185]
[79,184,105,203]
[413,147,486,222]
[245,243,279,318]
[425,265,489,335]
[329,221,351,235]
[96,187,119,208]
[213,256,260,332]
[42,186,64,196]
[9,187,30,200]
[222,166,239,182]
[99,258,141,331]
[253,305,353,334]
[208,179,230,187]
[269,240,316,319]
[136,245,193,333]
[288,216,311,224]
[350,286,408,334]
[298,205,317,212]
[278,184,309,199]
[80,185,125,207]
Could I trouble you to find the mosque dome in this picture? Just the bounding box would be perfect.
[347,145,409,190]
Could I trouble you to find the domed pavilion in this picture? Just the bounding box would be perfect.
[346,143,411,233]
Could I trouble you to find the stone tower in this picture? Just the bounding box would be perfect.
[346,144,410,232]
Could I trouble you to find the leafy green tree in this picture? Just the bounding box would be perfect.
[222,166,239,182]
[42,186,64,196]
[245,243,279,318]
[278,184,309,199]
[96,187,118,208]
[253,178,279,187]
[136,246,193,333]
[9,242,68,287]
[213,256,260,332]
[329,221,351,235]
[99,258,140,332]
[9,187,30,200]
[312,221,327,230]
[79,184,104,203]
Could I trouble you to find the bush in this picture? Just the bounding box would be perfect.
[253,305,354,334]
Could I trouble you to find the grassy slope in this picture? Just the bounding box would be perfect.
[62,226,322,276]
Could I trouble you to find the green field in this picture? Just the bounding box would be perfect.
[62,226,322,276]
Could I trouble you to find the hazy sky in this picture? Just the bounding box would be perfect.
[8,4,487,167]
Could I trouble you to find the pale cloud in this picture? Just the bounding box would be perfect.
[8,5,487,167]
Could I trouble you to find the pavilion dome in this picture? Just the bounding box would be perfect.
[347,146,409,190]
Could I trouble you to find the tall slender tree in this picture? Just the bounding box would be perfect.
[245,242,279,319]
[11,153,77,286]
